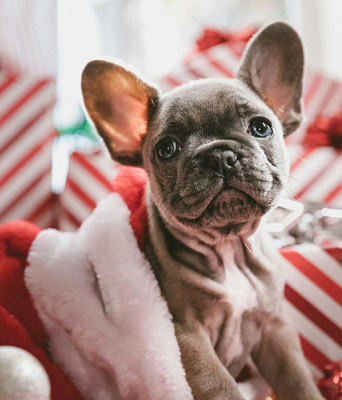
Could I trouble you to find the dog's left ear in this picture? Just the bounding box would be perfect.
[81,60,160,166]
[237,22,304,136]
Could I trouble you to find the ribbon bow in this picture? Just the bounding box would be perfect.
[318,361,342,400]
[303,110,342,148]
[193,27,256,57]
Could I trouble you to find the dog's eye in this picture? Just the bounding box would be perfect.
[250,119,273,138]
[157,140,181,160]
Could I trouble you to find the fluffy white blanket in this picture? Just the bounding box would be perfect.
[25,193,193,400]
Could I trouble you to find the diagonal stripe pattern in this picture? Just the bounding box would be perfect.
[0,70,57,228]
[280,243,342,377]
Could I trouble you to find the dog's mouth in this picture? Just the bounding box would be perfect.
[176,186,270,233]
[210,188,253,218]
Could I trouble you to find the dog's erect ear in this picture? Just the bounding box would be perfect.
[81,60,160,166]
[237,22,304,136]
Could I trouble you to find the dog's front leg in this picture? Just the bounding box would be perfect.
[252,316,324,400]
[175,322,245,400]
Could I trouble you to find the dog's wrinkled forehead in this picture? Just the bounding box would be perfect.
[152,79,280,141]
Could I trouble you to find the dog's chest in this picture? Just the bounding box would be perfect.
[221,241,259,311]
[203,239,274,373]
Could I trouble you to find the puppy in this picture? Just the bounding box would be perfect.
[81,22,324,400]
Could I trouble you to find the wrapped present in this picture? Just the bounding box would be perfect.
[302,111,342,149]
[285,146,342,207]
[269,199,342,379]
[57,146,117,231]
[286,108,342,207]
[279,241,342,379]
[266,198,342,387]
[318,361,342,400]
[0,1,58,229]
[0,71,57,228]
[159,27,250,92]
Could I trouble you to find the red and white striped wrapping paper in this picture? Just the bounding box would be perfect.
[0,0,58,228]
[280,242,342,378]
[286,145,342,207]
[58,149,117,231]
[0,71,57,228]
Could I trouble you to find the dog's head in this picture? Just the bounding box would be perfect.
[81,22,304,239]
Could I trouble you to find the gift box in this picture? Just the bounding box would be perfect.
[57,148,117,231]
[286,145,342,207]
[280,241,342,379]
[0,71,57,228]
[0,1,58,229]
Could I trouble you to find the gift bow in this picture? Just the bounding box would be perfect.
[318,361,342,400]
[303,110,342,148]
[194,27,256,57]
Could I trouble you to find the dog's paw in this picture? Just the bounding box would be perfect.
[0,346,50,400]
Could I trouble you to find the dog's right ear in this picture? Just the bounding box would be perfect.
[81,60,160,166]
[237,22,304,136]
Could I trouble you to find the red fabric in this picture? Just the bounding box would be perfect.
[0,220,45,346]
[303,109,342,148]
[0,221,87,399]
[184,26,256,62]
[112,165,149,251]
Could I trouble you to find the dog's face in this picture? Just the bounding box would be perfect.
[143,79,288,237]
[81,22,304,239]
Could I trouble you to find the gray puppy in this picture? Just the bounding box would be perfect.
[81,22,324,400]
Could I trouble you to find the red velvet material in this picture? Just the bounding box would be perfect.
[0,220,45,347]
[0,220,84,399]
[112,165,149,251]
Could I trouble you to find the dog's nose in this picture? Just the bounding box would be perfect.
[207,149,237,176]
[223,150,237,168]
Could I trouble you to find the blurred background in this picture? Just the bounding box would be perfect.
[1,0,341,130]
[55,0,342,128]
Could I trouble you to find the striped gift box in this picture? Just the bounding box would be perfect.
[0,71,57,228]
[280,242,342,378]
[0,0,58,228]
[58,149,117,231]
[287,145,342,206]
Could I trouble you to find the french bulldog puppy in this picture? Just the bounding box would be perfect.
[81,22,324,400]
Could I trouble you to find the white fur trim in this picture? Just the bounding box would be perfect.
[26,193,193,400]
